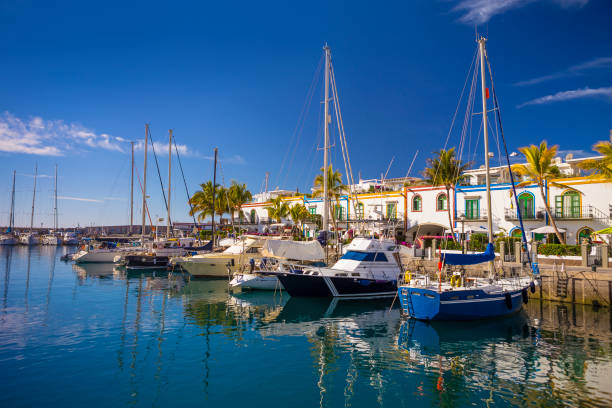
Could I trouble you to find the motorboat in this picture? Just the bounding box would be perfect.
[41,234,62,245]
[63,232,79,245]
[275,237,406,298]
[230,239,326,291]
[177,237,268,278]
[0,234,17,245]
[73,241,139,263]
[19,233,39,246]
[117,237,209,269]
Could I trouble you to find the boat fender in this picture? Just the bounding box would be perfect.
[530,281,536,293]
[231,258,235,267]
[522,288,528,304]
[504,292,512,310]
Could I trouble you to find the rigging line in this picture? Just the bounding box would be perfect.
[133,162,154,228]
[173,137,199,229]
[484,51,533,269]
[277,54,324,188]
[216,157,236,232]
[148,128,172,230]
[297,81,325,191]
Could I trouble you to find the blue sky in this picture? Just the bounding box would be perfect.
[0,0,610,227]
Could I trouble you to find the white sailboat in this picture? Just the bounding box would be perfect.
[0,171,17,245]
[19,164,40,245]
[42,165,61,245]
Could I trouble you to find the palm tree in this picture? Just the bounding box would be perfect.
[227,181,252,225]
[422,148,469,242]
[578,132,612,180]
[512,141,577,244]
[312,165,347,233]
[189,181,227,224]
[265,196,290,223]
[289,204,309,236]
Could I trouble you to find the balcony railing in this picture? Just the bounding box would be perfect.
[551,205,597,221]
[456,209,488,221]
[504,208,546,221]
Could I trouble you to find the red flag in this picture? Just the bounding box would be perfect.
[485,87,490,99]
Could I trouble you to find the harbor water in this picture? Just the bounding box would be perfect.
[1,246,611,407]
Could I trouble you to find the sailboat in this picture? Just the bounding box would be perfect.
[0,171,17,245]
[42,165,62,245]
[19,165,40,245]
[274,45,406,298]
[397,37,535,321]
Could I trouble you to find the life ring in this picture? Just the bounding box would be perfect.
[504,292,512,310]
[522,288,528,304]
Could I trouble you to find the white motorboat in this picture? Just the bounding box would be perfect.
[229,240,325,291]
[41,234,62,245]
[177,237,268,278]
[0,235,17,245]
[63,232,79,245]
[19,234,40,246]
[73,242,139,263]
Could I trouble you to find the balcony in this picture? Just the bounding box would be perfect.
[504,208,545,221]
[456,209,488,221]
[551,205,597,221]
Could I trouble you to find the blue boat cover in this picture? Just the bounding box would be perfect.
[440,243,495,265]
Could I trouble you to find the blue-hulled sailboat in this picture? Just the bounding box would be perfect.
[397,37,537,321]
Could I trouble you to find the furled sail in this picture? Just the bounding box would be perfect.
[440,243,495,266]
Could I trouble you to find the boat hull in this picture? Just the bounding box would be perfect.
[123,255,170,269]
[73,250,123,263]
[0,236,17,245]
[230,273,282,291]
[276,273,397,298]
[398,286,527,321]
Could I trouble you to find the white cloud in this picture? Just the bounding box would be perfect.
[0,112,125,156]
[57,195,103,203]
[453,0,589,24]
[515,57,612,86]
[517,86,612,108]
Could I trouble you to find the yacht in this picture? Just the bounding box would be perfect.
[19,233,40,246]
[117,237,207,269]
[73,241,138,263]
[63,232,79,245]
[176,237,267,278]
[0,234,17,245]
[41,234,61,245]
[275,237,406,298]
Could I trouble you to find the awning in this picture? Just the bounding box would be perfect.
[262,240,324,261]
[531,226,566,234]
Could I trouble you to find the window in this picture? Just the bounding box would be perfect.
[335,205,344,221]
[309,206,317,215]
[555,191,580,218]
[465,199,479,219]
[412,195,422,212]
[386,203,397,219]
[437,193,448,211]
[517,193,534,218]
[356,203,364,219]
[341,251,388,262]
[250,209,256,224]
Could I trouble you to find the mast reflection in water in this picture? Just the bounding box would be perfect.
[0,247,610,407]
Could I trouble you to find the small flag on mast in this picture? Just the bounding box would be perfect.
[485,88,490,99]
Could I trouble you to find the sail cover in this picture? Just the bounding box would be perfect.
[263,240,325,261]
[440,243,495,266]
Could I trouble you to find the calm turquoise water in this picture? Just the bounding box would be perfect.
[1,246,611,407]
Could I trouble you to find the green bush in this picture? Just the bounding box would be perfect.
[440,240,462,250]
[468,233,488,252]
[537,244,581,256]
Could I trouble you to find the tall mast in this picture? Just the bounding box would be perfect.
[130,141,134,235]
[211,148,218,247]
[478,37,494,274]
[141,124,149,242]
[30,164,38,232]
[167,129,172,238]
[9,170,15,232]
[322,44,331,232]
[54,165,58,231]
